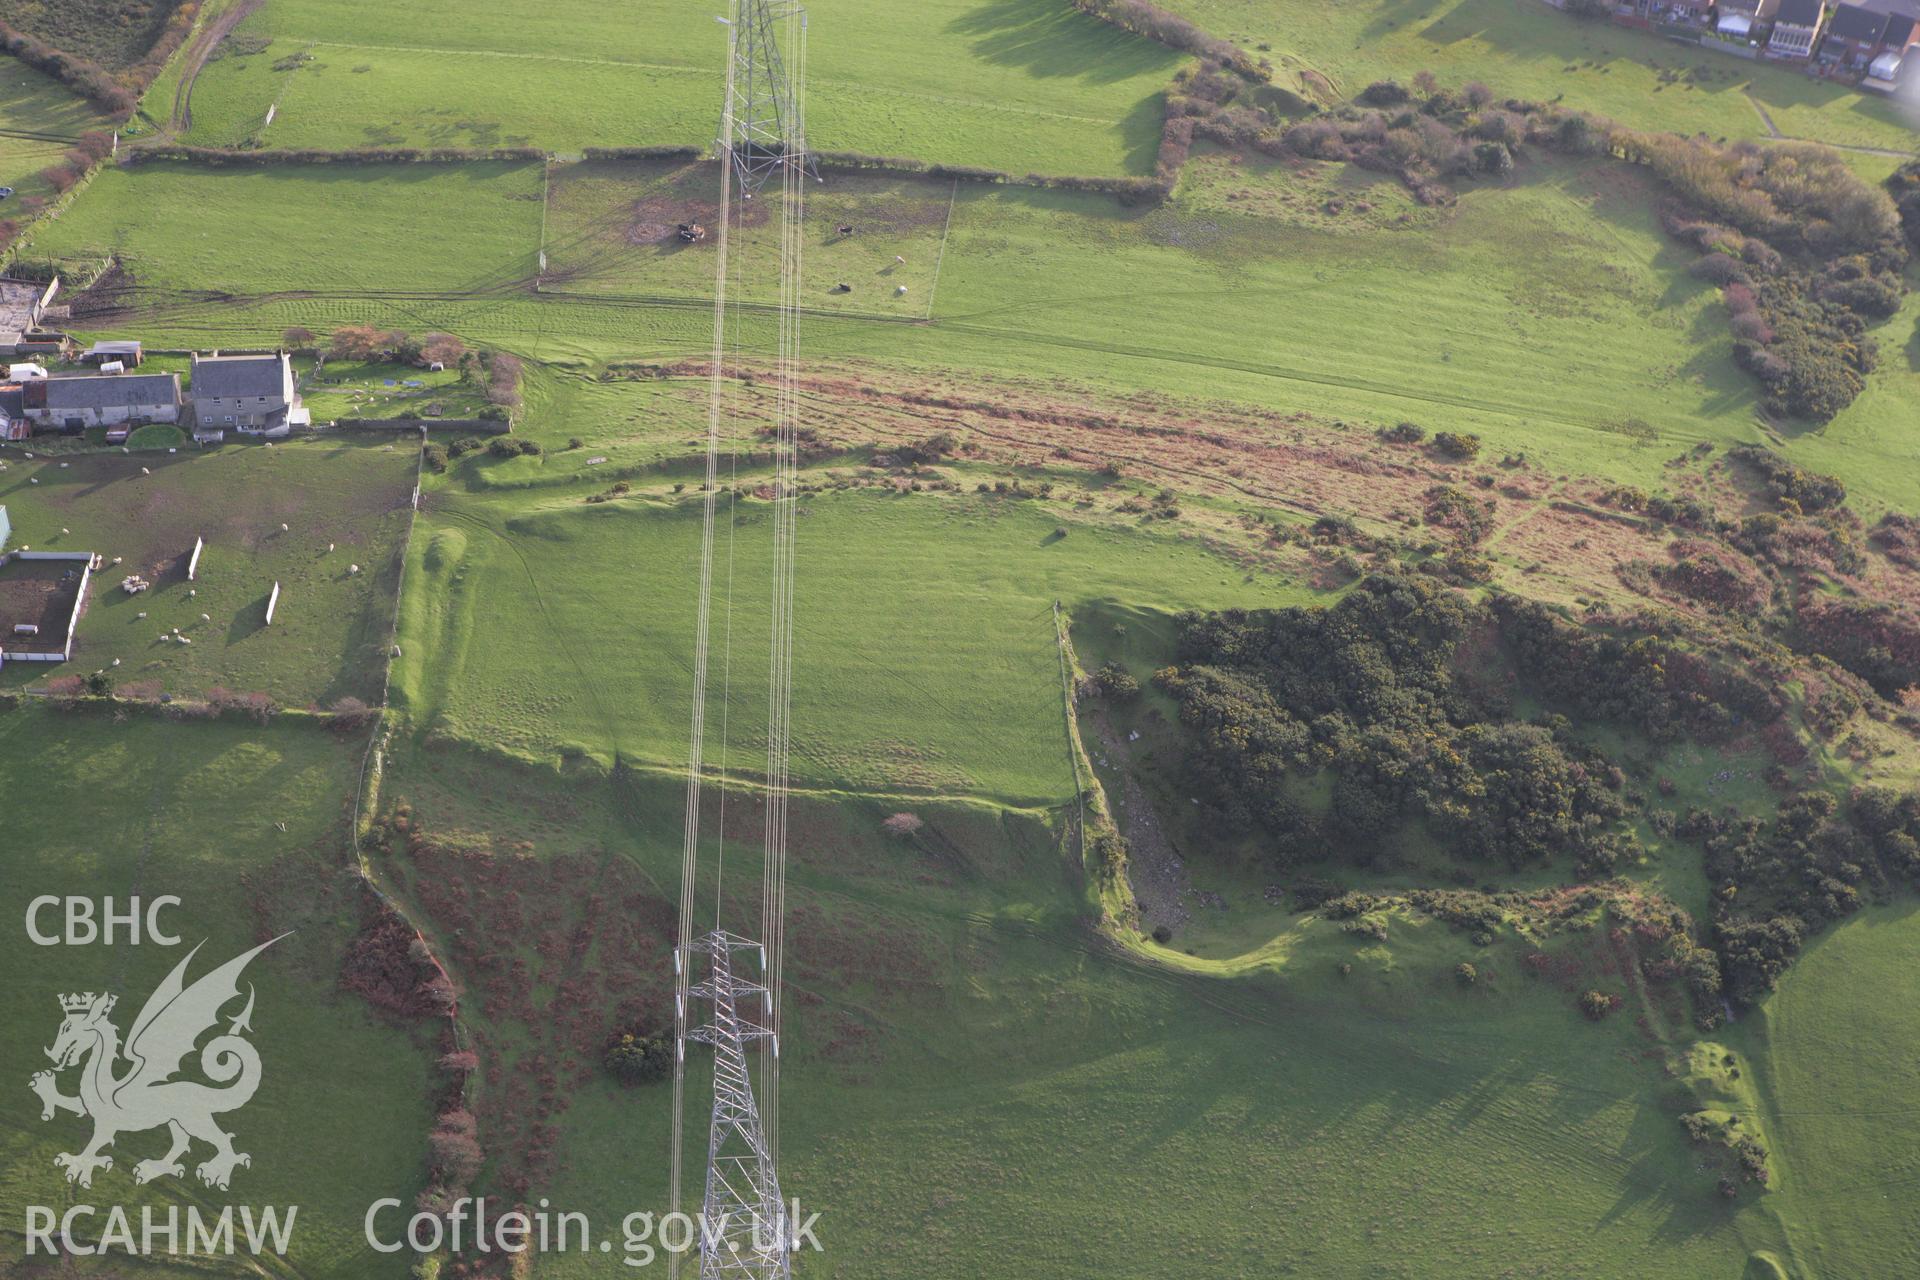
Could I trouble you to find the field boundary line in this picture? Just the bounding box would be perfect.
[924,177,958,321]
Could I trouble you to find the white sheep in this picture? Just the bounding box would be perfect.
[136,611,147,619]
[111,556,122,565]
[280,522,289,532]
[111,658,120,667]
[141,467,151,475]
[349,564,361,575]
[200,612,211,622]
[60,528,69,535]
[178,636,191,645]
[188,589,196,598]
[327,543,335,552]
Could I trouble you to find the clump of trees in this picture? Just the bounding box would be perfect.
[1626,137,1905,422]
[1156,575,1644,876]
[603,1031,672,1086]
[1272,79,1613,205]
[1491,595,1781,742]
[1677,786,1920,1009]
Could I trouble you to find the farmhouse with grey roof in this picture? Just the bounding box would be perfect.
[190,350,306,441]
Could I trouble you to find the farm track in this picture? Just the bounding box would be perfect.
[169,0,266,135]
[0,125,81,145]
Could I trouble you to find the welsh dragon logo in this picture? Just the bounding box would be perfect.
[29,937,283,1190]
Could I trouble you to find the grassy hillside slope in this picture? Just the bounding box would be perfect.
[0,708,432,1276]
[173,0,1179,174]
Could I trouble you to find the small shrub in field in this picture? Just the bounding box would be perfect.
[1381,421,1425,444]
[1151,924,1173,944]
[882,812,924,837]
[1433,431,1482,460]
[1093,661,1140,699]
[604,1032,672,1086]
[1455,962,1478,985]
[1579,989,1619,1020]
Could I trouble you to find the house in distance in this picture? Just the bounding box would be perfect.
[189,350,308,443]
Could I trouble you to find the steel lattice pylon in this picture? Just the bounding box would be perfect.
[685,931,792,1277]
[721,0,813,192]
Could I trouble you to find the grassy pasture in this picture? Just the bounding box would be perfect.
[368,741,1794,1279]
[0,706,432,1276]
[1168,0,1917,152]
[395,478,1302,805]
[543,159,957,317]
[26,159,545,294]
[178,0,1179,174]
[0,58,103,208]
[0,438,415,705]
[1759,903,1920,1276]
[40,145,1920,510]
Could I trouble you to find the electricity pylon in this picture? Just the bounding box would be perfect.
[686,931,791,1277]
[720,0,814,192]
[673,6,811,1278]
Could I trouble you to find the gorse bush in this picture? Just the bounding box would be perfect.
[1157,575,1644,876]
[1634,138,1906,421]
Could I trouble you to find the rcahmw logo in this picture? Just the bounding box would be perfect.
[29,932,284,1191]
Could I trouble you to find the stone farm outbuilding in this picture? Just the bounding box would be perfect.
[22,373,181,433]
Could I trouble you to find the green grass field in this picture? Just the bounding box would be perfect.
[1170,0,1919,152]
[396,473,1301,804]
[368,738,1796,1279]
[174,0,1179,174]
[0,439,416,705]
[25,159,545,294]
[8,4,1920,1273]
[0,57,103,210]
[0,706,433,1277]
[1758,903,1920,1276]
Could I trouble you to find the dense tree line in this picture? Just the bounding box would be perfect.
[1158,575,1643,875]
[1490,596,1781,742]
[1159,574,1920,1017]
[1681,787,1920,1007]
[1069,0,1270,81]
